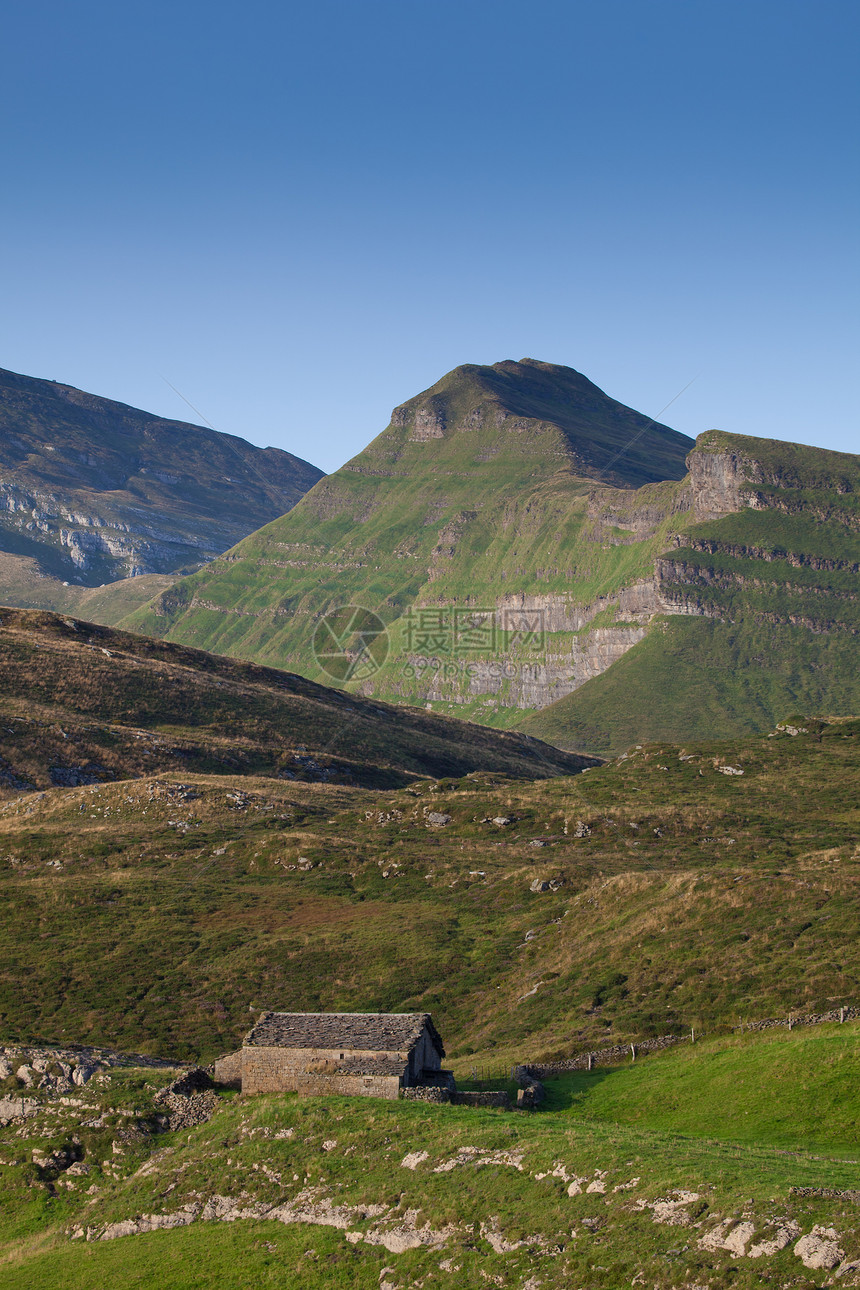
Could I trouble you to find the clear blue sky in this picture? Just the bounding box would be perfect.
[1,0,857,472]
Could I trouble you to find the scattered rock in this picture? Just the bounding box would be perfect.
[400,1151,429,1170]
[425,812,452,828]
[794,1225,844,1270]
[642,1192,701,1227]
[433,1146,523,1173]
[748,1221,800,1257]
[480,1218,528,1254]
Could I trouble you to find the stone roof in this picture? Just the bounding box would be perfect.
[243,1012,444,1058]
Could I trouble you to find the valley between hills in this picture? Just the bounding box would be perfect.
[0,358,857,1288]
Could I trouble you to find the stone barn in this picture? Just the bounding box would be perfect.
[214,1011,447,1100]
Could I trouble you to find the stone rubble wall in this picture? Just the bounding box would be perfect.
[733,1005,858,1033]
[154,1069,219,1130]
[402,1086,451,1103]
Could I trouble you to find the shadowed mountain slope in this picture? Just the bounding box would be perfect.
[0,607,594,791]
[0,365,323,598]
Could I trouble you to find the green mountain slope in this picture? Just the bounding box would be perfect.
[0,365,323,600]
[125,362,858,754]
[0,607,591,792]
[122,359,693,706]
[522,431,860,753]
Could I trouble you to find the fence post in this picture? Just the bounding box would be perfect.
[690,1028,695,1044]
[788,1014,793,1031]
[840,1007,845,1023]
[630,1044,636,1062]
[587,1053,592,1072]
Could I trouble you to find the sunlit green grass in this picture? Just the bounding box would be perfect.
[542,1023,860,1155]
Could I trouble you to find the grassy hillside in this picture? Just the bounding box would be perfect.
[521,614,860,755]
[0,552,175,623]
[0,708,856,1064]
[1,1029,858,1289]
[122,360,693,712]
[0,608,589,792]
[123,359,860,755]
[543,1024,860,1154]
[522,431,860,754]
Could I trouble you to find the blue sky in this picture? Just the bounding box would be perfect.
[1,0,857,472]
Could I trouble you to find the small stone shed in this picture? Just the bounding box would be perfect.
[214,1011,446,1100]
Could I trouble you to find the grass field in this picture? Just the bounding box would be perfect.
[541,1023,860,1154]
[0,1025,858,1289]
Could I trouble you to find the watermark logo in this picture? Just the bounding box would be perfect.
[312,606,389,682]
[402,607,546,656]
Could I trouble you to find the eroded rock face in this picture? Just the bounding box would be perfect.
[687,449,760,522]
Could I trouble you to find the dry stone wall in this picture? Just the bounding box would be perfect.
[452,1090,511,1109]
[521,1004,858,1080]
[734,1005,858,1033]
[524,1035,682,1078]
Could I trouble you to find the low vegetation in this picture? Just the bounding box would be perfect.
[0,608,588,792]
[0,642,856,1064]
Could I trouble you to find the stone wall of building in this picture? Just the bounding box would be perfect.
[241,1045,404,1098]
[291,1072,402,1100]
[408,1029,443,1080]
[213,1050,242,1089]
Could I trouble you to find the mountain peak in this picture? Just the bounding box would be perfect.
[388,357,693,488]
